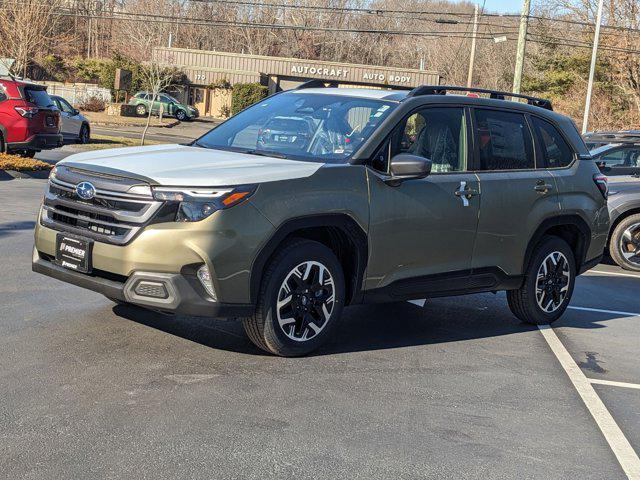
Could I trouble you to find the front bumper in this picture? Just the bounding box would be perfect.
[9,133,63,151]
[32,247,254,318]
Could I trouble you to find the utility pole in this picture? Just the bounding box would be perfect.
[467,3,479,88]
[512,0,531,94]
[582,0,605,134]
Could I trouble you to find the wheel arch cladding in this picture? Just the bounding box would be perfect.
[249,214,368,306]
[524,215,591,272]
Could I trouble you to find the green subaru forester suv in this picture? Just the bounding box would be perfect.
[33,84,609,356]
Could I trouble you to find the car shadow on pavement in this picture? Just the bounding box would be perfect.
[0,220,35,238]
[112,290,630,357]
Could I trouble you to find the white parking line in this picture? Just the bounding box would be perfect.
[584,270,640,279]
[538,325,640,479]
[589,379,640,391]
[568,306,640,317]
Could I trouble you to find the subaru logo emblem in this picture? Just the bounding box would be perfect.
[75,181,96,200]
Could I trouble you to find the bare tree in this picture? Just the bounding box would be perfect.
[138,61,179,145]
[0,0,65,77]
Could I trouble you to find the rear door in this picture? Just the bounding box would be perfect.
[366,106,481,294]
[470,108,558,276]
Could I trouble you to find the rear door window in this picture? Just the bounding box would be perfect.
[531,117,574,168]
[0,88,6,102]
[473,109,535,170]
[24,88,54,108]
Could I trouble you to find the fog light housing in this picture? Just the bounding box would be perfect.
[197,265,217,301]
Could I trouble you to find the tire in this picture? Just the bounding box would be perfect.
[78,124,90,144]
[507,236,576,325]
[609,214,640,271]
[0,132,5,153]
[242,239,345,357]
[135,104,147,116]
[175,109,187,121]
[19,150,36,158]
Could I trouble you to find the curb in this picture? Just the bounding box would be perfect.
[0,169,51,180]
[90,120,180,128]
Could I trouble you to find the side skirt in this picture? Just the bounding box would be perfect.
[361,267,524,304]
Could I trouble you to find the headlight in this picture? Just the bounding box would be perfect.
[49,165,58,180]
[152,185,257,222]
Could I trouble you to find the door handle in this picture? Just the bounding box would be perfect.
[534,180,554,193]
[454,181,480,207]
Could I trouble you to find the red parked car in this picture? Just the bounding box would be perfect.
[0,77,62,157]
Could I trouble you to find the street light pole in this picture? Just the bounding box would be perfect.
[582,0,605,134]
[467,3,479,88]
[512,0,531,94]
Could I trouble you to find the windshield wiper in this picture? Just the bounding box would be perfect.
[239,149,289,159]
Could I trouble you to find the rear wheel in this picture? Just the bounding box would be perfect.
[18,150,36,158]
[609,214,640,271]
[507,236,575,325]
[0,132,5,153]
[242,239,345,357]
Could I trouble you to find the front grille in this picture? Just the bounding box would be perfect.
[41,170,163,245]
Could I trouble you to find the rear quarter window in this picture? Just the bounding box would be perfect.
[24,88,54,108]
[531,117,574,168]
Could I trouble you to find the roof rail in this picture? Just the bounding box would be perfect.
[406,85,553,111]
[295,79,339,90]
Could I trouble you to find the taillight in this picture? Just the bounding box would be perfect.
[593,173,608,199]
[14,106,39,118]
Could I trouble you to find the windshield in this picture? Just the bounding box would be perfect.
[195,92,397,163]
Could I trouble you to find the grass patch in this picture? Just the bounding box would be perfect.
[0,153,52,171]
[76,134,161,151]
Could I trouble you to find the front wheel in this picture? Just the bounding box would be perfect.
[135,104,147,116]
[242,239,345,356]
[78,124,90,144]
[609,214,640,271]
[175,109,187,121]
[507,236,576,325]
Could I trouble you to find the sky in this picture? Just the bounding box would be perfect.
[452,0,524,14]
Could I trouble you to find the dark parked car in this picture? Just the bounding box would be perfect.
[584,131,640,177]
[607,176,640,271]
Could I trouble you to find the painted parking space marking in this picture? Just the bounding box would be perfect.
[568,306,640,317]
[538,325,640,479]
[589,379,640,391]
[584,270,640,279]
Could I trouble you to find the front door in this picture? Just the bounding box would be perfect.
[54,97,82,139]
[470,108,558,276]
[366,106,480,295]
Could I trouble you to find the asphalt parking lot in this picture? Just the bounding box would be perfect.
[1,179,639,479]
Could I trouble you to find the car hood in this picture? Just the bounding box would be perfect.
[58,144,325,186]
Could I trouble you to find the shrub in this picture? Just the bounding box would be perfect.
[0,154,52,171]
[77,96,106,112]
[231,83,268,114]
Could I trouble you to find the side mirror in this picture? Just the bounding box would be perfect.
[72,109,80,116]
[386,153,432,185]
